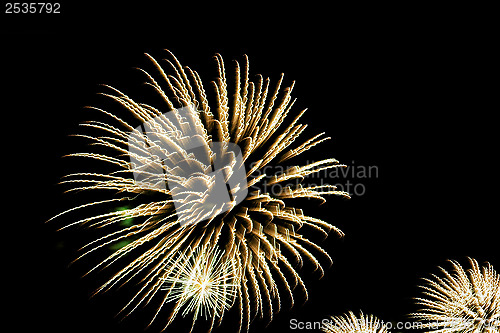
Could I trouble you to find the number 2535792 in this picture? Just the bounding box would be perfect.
[5,3,61,14]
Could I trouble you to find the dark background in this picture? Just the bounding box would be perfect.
[3,3,497,333]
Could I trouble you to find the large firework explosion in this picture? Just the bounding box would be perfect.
[322,311,391,333]
[51,50,349,332]
[411,258,500,333]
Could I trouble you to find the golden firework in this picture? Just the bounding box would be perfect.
[322,311,391,333]
[159,244,240,332]
[411,258,500,333]
[52,50,349,332]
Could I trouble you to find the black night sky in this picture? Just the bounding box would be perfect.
[3,4,497,333]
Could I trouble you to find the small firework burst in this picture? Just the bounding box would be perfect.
[159,244,239,332]
[51,50,350,332]
[322,311,390,333]
[412,258,500,333]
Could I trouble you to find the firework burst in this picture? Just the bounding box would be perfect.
[322,311,390,333]
[411,258,500,333]
[159,244,240,332]
[51,50,349,332]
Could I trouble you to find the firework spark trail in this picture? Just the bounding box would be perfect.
[322,311,391,333]
[52,50,350,332]
[411,258,500,333]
